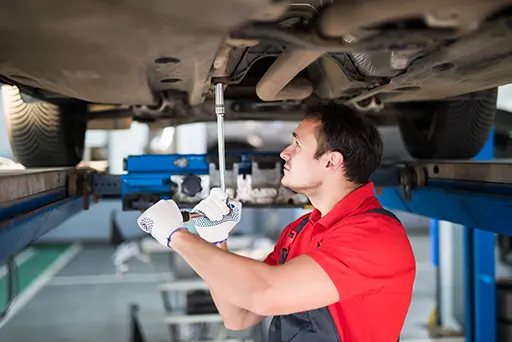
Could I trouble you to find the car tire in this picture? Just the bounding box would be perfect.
[2,85,87,167]
[396,88,497,160]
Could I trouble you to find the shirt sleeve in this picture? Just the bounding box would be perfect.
[306,217,415,300]
[263,246,278,266]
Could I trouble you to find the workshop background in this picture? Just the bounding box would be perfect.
[0,84,512,342]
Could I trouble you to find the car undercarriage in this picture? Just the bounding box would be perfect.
[1,0,512,166]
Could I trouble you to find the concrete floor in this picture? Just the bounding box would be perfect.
[0,233,463,342]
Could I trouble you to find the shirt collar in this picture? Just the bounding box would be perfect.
[309,182,376,228]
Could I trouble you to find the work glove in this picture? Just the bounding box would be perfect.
[191,188,242,244]
[137,199,188,248]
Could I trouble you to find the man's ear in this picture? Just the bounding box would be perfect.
[325,151,344,171]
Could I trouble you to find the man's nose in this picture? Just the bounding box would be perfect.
[280,148,289,161]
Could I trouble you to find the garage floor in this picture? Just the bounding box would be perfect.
[0,233,463,342]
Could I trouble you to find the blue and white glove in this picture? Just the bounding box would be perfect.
[137,199,187,248]
[191,188,242,244]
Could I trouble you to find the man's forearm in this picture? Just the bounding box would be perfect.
[169,229,273,315]
[208,242,266,330]
[209,287,266,330]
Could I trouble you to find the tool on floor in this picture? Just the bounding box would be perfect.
[181,82,228,223]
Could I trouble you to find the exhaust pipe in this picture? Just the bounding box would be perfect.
[256,48,324,101]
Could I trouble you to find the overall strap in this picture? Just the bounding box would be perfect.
[366,207,401,223]
[295,216,310,234]
[279,216,310,264]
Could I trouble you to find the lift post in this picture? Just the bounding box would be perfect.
[376,132,499,342]
[464,130,496,342]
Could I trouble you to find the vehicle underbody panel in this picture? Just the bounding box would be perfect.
[1,0,512,116]
[0,0,288,106]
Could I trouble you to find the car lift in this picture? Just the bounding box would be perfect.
[1,141,511,341]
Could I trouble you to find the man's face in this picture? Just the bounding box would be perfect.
[280,119,327,194]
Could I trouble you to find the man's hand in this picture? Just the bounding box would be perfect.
[137,199,187,247]
[191,188,242,244]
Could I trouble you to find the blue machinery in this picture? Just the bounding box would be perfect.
[1,144,511,341]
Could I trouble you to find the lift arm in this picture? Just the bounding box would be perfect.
[2,155,512,264]
[94,156,512,238]
[0,168,96,263]
[374,160,512,236]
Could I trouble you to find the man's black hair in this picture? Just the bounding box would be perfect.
[304,103,383,184]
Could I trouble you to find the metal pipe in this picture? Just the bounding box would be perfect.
[215,83,226,193]
[255,48,322,102]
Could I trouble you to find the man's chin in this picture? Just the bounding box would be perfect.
[281,178,299,193]
[281,177,291,189]
[281,178,317,197]
[280,177,288,188]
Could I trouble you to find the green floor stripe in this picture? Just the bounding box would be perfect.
[0,275,7,315]
[0,244,71,313]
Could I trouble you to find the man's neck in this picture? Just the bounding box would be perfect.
[308,182,361,217]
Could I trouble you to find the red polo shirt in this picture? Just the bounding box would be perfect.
[263,182,416,341]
